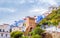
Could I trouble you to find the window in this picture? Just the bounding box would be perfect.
[3,29,5,32]
[14,29,15,30]
[1,33,3,36]
[6,34,7,37]
[10,29,12,32]
[7,31,8,32]
[0,29,1,32]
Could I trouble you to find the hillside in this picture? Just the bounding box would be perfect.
[39,7,60,26]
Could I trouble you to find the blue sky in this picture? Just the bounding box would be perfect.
[0,0,60,24]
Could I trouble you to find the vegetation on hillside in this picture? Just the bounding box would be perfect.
[39,6,60,27]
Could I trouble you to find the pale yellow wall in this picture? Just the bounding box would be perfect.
[12,27,22,32]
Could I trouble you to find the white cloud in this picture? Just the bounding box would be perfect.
[17,0,34,4]
[46,0,58,5]
[27,0,35,3]
[29,8,48,15]
[0,19,15,25]
[19,0,26,4]
[30,9,40,13]
[39,0,58,6]
[0,8,16,13]
[0,0,58,6]
[0,0,33,5]
[0,0,26,5]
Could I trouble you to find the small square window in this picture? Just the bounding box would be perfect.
[6,34,7,37]
[0,29,1,32]
[3,29,5,32]
[1,33,3,36]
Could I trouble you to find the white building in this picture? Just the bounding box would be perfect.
[12,24,26,32]
[12,19,26,32]
[0,24,10,38]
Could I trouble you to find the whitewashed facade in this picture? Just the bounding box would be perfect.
[0,24,10,38]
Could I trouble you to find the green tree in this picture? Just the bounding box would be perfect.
[37,24,41,27]
[22,36,29,38]
[31,27,45,35]
[11,31,23,38]
[31,34,42,38]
